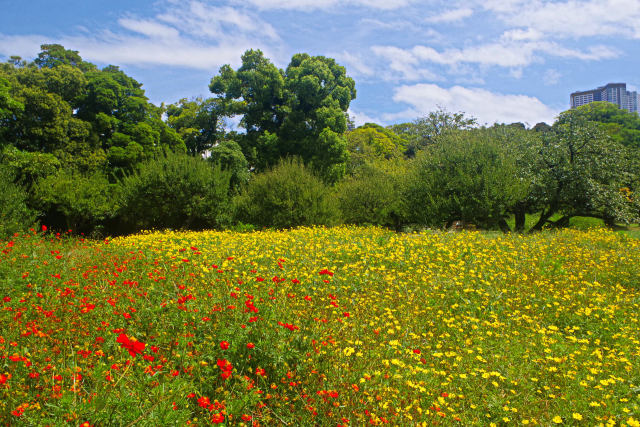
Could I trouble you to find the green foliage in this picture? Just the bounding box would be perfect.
[1,45,185,176]
[334,160,407,229]
[34,171,118,234]
[528,109,639,230]
[344,124,406,174]
[0,165,35,238]
[208,140,249,191]
[405,128,528,229]
[209,49,355,183]
[118,154,232,232]
[562,102,640,148]
[166,97,225,155]
[389,107,477,157]
[234,157,339,229]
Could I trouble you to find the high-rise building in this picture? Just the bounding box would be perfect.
[570,83,639,114]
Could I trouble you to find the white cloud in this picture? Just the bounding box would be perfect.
[371,39,618,78]
[331,51,375,78]
[0,1,281,70]
[482,0,640,39]
[543,69,562,85]
[392,84,560,125]
[348,108,382,126]
[370,46,439,81]
[236,0,414,11]
[426,8,473,23]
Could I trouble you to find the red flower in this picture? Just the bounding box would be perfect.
[246,342,255,349]
[116,334,145,357]
[198,396,211,408]
[41,225,47,232]
[220,341,230,350]
[211,413,225,423]
[318,269,334,276]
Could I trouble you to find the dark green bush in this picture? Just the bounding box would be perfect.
[0,165,35,238]
[234,157,339,229]
[118,153,231,232]
[34,170,118,235]
[334,160,407,229]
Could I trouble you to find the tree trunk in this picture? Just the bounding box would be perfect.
[498,218,511,233]
[529,209,555,232]
[514,210,526,233]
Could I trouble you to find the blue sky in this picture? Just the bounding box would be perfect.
[1,0,639,127]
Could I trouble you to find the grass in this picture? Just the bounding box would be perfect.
[0,226,639,425]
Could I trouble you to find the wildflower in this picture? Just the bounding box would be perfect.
[220,341,230,350]
[116,334,146,358]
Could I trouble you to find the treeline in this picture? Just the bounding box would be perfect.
[1,44,640,237]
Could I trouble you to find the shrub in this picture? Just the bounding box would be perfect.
[234,157,339,229]
[118,153,232,232]
[34,170,117,235]
[334,160,407,229]
[0,165,35,238]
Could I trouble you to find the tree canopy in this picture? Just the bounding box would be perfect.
[209,49,356,183]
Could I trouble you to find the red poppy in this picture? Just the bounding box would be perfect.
[220,341,230,350]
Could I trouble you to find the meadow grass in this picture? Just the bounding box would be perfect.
[0,227,639,426]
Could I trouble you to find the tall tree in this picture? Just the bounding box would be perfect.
[166,97,224,155]
[209,49,356,183]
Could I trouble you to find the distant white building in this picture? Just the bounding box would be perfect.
[570,83,639,114]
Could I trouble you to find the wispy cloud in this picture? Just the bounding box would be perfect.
[371,39,618,78]
[0,0,281,70]
[235,0,415,11]
[425,8,473,23]
[391,83,560,125]
[481,0,640,39]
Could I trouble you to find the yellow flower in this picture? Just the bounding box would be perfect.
[572,413,583,421]
[627,417,640,427]
[552,415,563,424]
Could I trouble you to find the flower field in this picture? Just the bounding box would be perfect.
[1,226,640,426]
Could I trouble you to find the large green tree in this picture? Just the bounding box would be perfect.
[344,123,406,174]
[529,109,639,230]
[209,49,356,183]
[562,101,640,149]
[389,107,477,157]
[166,97,224,155]
[1,44,186,176]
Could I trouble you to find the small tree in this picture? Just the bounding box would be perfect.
[405,128,527,230]
[234,157,339,229]
[529,110,639,230]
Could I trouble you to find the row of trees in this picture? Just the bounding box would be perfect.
[1,44,639,237]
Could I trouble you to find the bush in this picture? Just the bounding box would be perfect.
[234,157,339,229]
[334,160,407,229]
[118,153,231,232]
[0,165,35,238]
[34,170,118,235]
